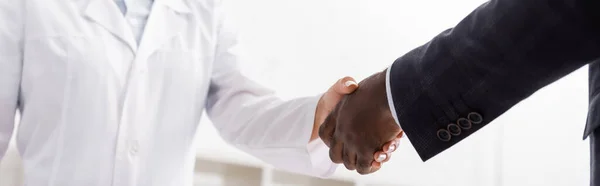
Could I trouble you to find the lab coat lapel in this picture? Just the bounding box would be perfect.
[136,0,192,61]
[82,0,137,53]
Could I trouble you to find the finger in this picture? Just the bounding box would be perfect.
[397,131,404,138]
[368,161,382,175]
[342,146,357,170]
[334,76,358,95]
[328,137,344,164]
[371,161,382,167]
[371,140,397,163]
[318,113,336,147]
[382,152,392,163]
[373,151,388,163]
[356,153,377,175]
[381,140,398,153]
[376,132,402,154]
[325,77,357,101]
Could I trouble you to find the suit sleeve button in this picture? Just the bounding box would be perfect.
[447,124,461,136]
[457,118,472,129]
[437,129,451,141]
[468,112,483,124]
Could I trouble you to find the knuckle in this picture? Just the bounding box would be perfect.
[318,124,335,142]
[343,162,355,170]
[342,150,355,170]
[355,152,376,174]
[356,156,372,169]
[356,164,371,173]
[357,166,379,175]
[329,149,343,164]
[328,151,337,163]
[357,168,370,175]
[318,125,326,137]
[340,132,357,144]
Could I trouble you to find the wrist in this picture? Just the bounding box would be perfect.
[364,70,390,116]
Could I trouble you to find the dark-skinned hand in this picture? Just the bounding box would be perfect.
[319,69,402,175]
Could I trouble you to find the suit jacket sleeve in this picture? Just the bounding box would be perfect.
[386,0,600,161]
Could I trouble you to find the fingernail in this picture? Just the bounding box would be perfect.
[387,144,396,153]
[376,153,387,162]
[344,81,357,87]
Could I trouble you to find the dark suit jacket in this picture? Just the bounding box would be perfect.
[388,0,600,161]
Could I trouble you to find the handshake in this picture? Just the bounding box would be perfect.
[316,69,403,175]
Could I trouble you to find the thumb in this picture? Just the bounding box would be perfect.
[318,76,358,118]
[325,76,358,101]
[314,76,357,143]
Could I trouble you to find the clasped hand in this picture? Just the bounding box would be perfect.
[320,70,402,175]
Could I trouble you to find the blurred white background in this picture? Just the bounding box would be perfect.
[0,0,591,185]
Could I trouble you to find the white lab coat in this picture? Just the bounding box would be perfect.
[0,0,336,185]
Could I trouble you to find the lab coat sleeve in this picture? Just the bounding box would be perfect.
[0,0,23,160]
[204,1,337,178]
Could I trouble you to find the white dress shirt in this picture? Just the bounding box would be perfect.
[386,67,403,129]
[0,0,336,185]
[113,0,153,45]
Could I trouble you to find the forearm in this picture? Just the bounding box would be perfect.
[208,92,320,148]
[387,0,600,161]
[205,73,337,176]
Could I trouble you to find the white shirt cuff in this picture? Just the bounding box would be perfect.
[304,94,338,177]
[306,138,338,177]
[385,66,402,130]
[255,95,336,178]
